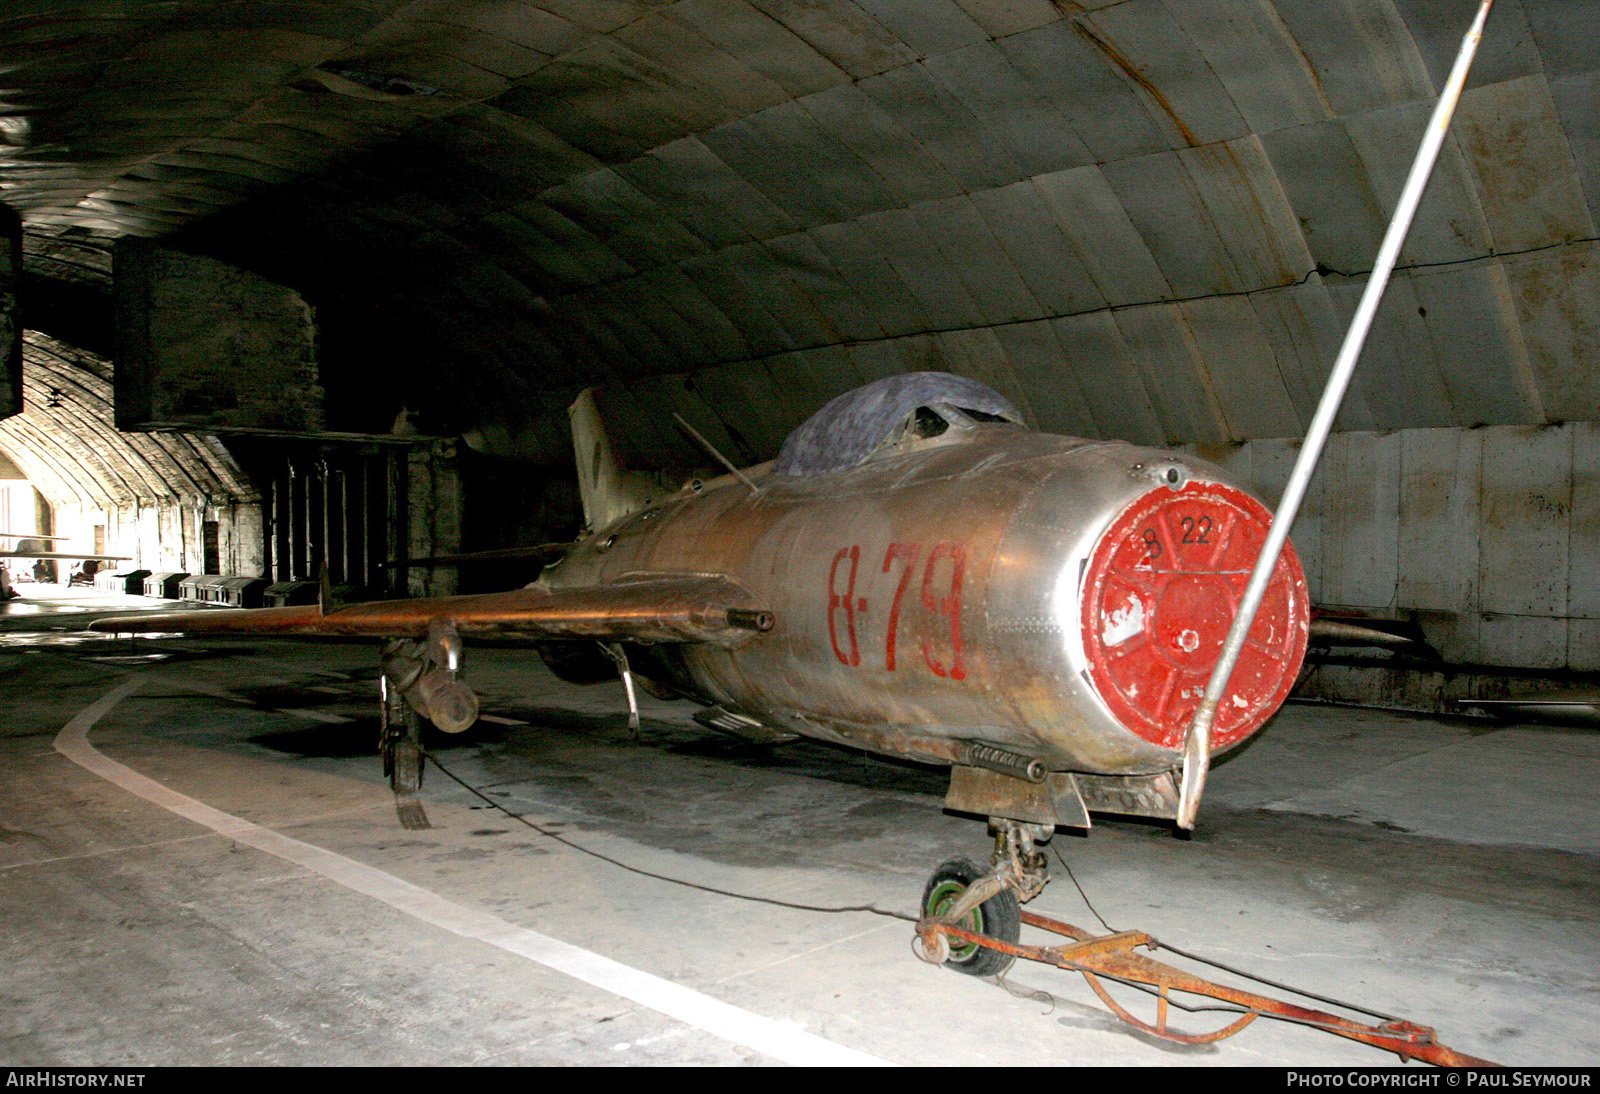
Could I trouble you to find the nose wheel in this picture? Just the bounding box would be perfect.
[919,858,1021,976]
[917,819,1048,976]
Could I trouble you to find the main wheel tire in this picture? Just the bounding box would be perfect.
[921,858,1020,977]
[390,707,425,793]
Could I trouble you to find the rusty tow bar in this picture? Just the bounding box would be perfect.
[915,910,1498,1066]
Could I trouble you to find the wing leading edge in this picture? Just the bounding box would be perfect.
[87,575,774,646]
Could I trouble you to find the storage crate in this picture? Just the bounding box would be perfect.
[95,569,150,596]
[142,572,188,598]
[215,576,269,608]
[262,580,319,607]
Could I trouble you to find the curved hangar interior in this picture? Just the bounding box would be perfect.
[0,0,1596,1068]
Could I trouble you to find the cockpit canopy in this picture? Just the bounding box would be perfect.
[772,372,1025,477]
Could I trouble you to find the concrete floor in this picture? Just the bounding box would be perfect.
[2,589,1597,1066]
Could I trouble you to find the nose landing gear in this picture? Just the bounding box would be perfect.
[916,818,1049,976]
[914,822,1496,1065]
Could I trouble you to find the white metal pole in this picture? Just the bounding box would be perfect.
[1175,0,1496,829]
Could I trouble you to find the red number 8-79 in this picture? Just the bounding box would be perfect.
[829,541,964,681]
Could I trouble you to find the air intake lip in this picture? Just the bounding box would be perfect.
[1079,480,1309,751]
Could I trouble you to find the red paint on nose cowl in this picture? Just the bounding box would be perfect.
[1079,480,1310,751]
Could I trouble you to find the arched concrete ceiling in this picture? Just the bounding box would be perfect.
[0,330,255,510]
[2,0,1597,466]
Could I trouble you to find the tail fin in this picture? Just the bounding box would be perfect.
[568,389,660,532]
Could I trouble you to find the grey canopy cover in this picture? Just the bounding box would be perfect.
[773,371,1023,477]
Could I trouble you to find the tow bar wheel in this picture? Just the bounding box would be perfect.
[921,859,1021,977]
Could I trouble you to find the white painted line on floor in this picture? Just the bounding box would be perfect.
[55,678,891,1068]
[477,714,529,726]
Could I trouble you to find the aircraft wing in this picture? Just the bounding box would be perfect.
[87,574,774,647]
[0,552,132,561]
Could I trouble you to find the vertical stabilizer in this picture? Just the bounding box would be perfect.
[568,389,659,532]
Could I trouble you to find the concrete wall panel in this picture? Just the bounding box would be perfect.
[1479,424,1570,617]
[1078,0,1248,146]
[1260,118,1387,276]
[1250,275,1377,431]
[923,43,1093,178]
[797,83,965,206]
[989,319,1099,438]
[853,0,986,56]
[1111,303,1229,443]
[1479,613,1569,670]
[1320,429,1400,609]
[1103,151,1246,297]
[1271,0,1434,115]
[804,220,928,337]
[968,182,1107,316]
[617,136,796,246]
[1454,75,1599,254]
[1324,274,1456,430]
[1498,243,1600,422]
[1393,0,1543,91]
[1566,420,1600,619]
[722,243,837,348]
[1179,135,1315,290]
[1030,166,1171,307]
[909,195,1043,325]
[854,208,984,330]
[1344,101,1493,267]
[996,19,1171,163]
[1178,294,1301,440]
[1411,263,1545,426]
[1397,426,1481,615]
[1549,71,1600,227]
[761,232,883,343]
[1049,311,1163,445]
[742,0,917,80]
[856,63,1023,192]
[1521,0,1600,78]
[1166,0,1333,133]
[666,0,850,98]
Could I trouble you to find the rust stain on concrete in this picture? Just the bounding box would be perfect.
[1071,17,1200,148]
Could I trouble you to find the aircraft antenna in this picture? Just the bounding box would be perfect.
[672,413,760,496]
[1174,0,1496,831]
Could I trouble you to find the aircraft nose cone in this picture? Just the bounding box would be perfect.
[1155,575,1232,666]
[1078,480,1310,751]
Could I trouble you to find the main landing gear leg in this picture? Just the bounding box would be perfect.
[917,818,1050,977]
[380,673,431,830]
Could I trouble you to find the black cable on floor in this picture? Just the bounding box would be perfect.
[429,747,1401,1033]
[422,748,918,923]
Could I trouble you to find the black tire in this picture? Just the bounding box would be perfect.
[390,706,425,793]
[921,858,1020,977]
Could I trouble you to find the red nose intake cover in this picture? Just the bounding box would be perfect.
[1080,480,1309,751]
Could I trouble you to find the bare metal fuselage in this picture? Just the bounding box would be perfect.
[540,423,1309,778]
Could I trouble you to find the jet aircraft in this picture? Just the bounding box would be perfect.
[0,532,130,563]
[92,371,1310,971]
